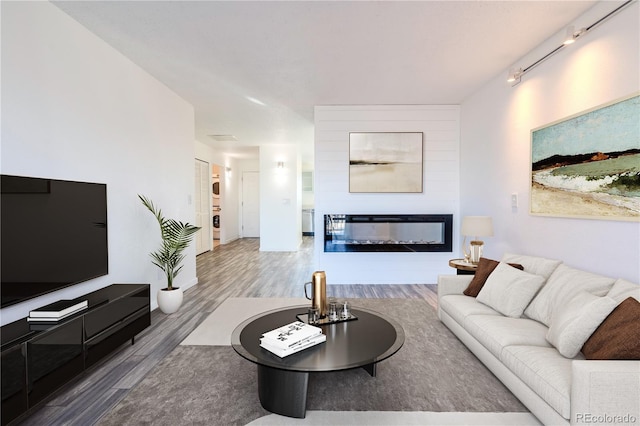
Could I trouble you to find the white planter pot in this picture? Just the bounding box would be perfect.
[157,287,183,314]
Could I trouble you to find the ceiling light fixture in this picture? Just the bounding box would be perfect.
[208,134,238,142]
[507,68,523,85]
[562,25,577,45]
[563,25,588,45]
[507,0,633,86]
[246,96,266,106]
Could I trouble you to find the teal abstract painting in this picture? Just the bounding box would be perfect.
[531,94,640,221]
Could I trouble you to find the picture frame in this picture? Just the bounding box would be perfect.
[530,93,639,221]
[349,132,423,193]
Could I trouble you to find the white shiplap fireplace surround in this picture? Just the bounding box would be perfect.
[313,105,460,285]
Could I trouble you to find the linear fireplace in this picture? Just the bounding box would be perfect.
[324,214,453,252]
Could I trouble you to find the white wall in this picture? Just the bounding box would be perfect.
[259,144,302,251]
[460,2,640,282]
[1,2,197,324]
[314,105,460,284]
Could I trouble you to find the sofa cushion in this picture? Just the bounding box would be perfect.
[476,263,545,318]
[439,294,501,326]
[501,252,562,280]
[582,297,640,360]
[524,264,615,327]
[464,315,552,359]
[607,278,640,303]
[546,291,618,358]
[463,257,524,297]
[501,345,579,419]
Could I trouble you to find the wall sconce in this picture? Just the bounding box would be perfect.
[461,216,494,264]
[225,167,232,174]
[277,161,284,169]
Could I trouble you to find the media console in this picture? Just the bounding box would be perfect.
[0,284,150,425]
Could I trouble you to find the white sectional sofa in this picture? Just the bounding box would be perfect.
[437,253,640,426]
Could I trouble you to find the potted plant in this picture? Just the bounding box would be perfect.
[139,195,201,314]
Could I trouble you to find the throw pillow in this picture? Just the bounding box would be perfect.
[524,264,615,327]
[546,291,618,358]
[476,262,545,318]
[463,257,524,297]
[582,297,640,360]
[607,278,640,303]
[501,252,562,280]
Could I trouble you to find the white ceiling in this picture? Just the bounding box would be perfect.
[53,1,598,166]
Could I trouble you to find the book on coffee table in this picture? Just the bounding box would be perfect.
[261,321,322,348]
[260,321,325,357]
[260,333,326,358]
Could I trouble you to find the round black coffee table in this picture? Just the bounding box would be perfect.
[231,305,404,418]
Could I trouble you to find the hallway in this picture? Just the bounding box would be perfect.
[194,236,438,305]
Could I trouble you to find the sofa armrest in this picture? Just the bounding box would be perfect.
[437,274,473,299]
[571,360,640,425]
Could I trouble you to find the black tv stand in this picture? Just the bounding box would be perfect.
[1,284,150,425]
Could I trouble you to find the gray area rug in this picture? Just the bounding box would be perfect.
[97,299,527,425]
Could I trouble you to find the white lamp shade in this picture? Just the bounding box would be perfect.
[461,216,494,238]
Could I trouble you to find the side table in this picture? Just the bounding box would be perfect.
[449,258,477,275]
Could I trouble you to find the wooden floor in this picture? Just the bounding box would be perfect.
[19,237,437,426]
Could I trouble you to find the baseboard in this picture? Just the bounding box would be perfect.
[222,235,240,244]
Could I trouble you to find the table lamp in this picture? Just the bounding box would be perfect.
[461,216,494,264]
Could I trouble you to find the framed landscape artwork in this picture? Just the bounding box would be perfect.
[530,93,640,221]
[349,132,423,193]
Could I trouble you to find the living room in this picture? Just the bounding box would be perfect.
[1,1,639,425]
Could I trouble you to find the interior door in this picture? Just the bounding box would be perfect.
[194,159,211,254]
[242,171,260,238]
[212,164,222,246]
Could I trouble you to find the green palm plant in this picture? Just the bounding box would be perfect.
[139,195,201,290]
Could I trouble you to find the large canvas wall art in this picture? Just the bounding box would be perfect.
[530,93,640,221]
[349,132,423,193]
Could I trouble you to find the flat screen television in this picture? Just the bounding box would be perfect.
[1,175,108,308]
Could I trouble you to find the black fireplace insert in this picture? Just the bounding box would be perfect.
[324,214,453,252]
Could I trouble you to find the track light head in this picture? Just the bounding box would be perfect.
[507,68,523,85]
[563,25,587,45]
[563,26,577,45]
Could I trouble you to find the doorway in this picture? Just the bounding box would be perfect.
[195,159,211,255]
[212,164,223,248]
[242,171,260,238]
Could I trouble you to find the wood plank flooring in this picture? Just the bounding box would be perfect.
[18,237,437,426]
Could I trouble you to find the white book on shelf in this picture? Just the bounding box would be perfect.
[261,321,322,349]
[29,300,88,319]
[260,333,326,357]
[27,309,85,322]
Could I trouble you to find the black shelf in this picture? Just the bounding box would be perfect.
[1,284,150,425]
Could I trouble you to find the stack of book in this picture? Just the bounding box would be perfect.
[260,321,326,357]
[28,299,88,323]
